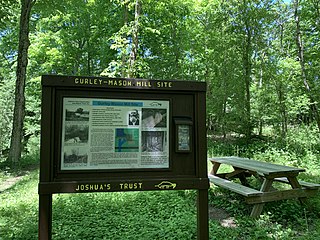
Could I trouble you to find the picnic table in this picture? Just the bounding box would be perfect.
[208,156,320,217]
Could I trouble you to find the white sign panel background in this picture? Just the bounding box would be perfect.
[61,98,170,170]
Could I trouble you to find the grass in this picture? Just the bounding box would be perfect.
[1,166,320,239]
[1,170,198,240]
[0,170,39,239]
[52,191,197,240]
[1,126,320,239]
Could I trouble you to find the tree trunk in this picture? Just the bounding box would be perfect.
[121,2,129,78]
[243,23,252,141]
[8,0,35,166]
[277,82,288,137]
[129,0,140,78]
[294,0,320,131]
[278,23,288,137]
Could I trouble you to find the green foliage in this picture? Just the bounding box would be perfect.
[207,124,320,239]
[251,125,320,174]
[0,150,39,181]
[52,191,197,240]
[0,0,19,29]
[208,185,320,239]
[3,0,320,157]
[0,170,39,239]
[0,170,198,240]
[1,146,320,239]
[207,124,320,235]
[0,78,15,156]
[209,124,320,172]
[2,1,320,237]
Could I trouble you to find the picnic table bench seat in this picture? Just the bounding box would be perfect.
[208,174,263,198]
[274,177,320,189]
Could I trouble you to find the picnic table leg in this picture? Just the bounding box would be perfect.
[210,162,221,175]
[250,179,273,218]
[231,167,249,186]
[287,176,307,204]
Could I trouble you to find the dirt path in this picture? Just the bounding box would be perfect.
[0,176,23,192]
[209,206,237,227]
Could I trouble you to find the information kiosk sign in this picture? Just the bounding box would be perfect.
[38,75,209,239]
[60,97,170,171]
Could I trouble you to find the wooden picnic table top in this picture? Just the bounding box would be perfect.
[209,156,305,178]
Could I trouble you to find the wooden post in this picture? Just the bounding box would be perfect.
[39,194,52,240]
[197,189,209,240]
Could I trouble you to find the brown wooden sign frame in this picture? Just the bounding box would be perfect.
[38,75,209,240]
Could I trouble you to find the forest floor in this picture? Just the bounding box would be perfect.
[209,206,237,227]
[0,175,23,192]
[1,166,319,239]
[0,169,237,228]
[0,162,38,192]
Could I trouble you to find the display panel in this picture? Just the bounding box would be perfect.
[177,125,191,151]
[61,97,170,170]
